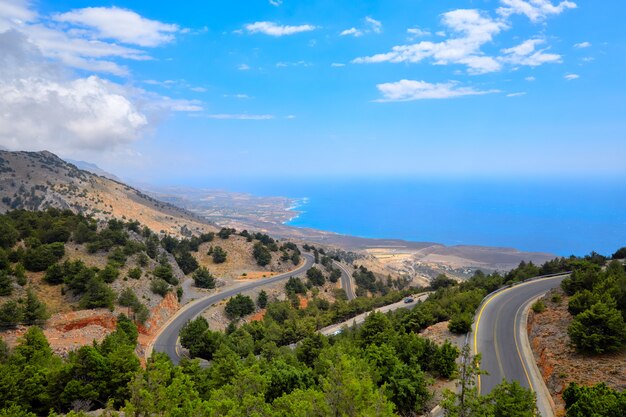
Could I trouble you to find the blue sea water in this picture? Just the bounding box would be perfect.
[204,178,626,257]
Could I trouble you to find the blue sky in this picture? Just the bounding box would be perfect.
[0,0,624,183]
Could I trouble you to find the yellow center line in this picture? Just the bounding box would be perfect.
[474,275,565,394]
[493,302,506,379]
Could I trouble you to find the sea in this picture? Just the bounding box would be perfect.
[201,178,626,257]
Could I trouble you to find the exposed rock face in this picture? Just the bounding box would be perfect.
[528,289,626,416]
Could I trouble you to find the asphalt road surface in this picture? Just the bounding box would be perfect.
[334,260,357,301]
[154,253,315,364]
[474,275,567,416]
[319,292,431,336]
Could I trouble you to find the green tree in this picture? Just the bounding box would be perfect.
[0,218,19,249]
[434,340,459,378]
[179,317,222,360]
[79,278,115,310]
[118,288,140,308]
[175,250,199,275]
[23,242,65,272]
[286,277,307,294]
[431,274,457,290]
[44,263,64,285]
[150,278,171,297]
[449,312,474,334]
[153,262,177,285]
[192,267,215,289]
[0,300,23,327]
[257,290,268,308]
[225,294,255,320]
[23,289,49,324]
[568,301,626,353]
[0,271,13,296]
[212,246,227,264]
[127,267,142,280]
[253,242,272,267]
[563,382,626,417]
[441,344,487,417]
[306,267,325,286]
[98,264,120,284]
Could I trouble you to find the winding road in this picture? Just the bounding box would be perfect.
[335,260,357,301]
[474,274,568,417]
[153,252,315,364]
[152,251,358,364]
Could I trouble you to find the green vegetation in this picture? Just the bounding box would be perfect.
[531,300,546,313]
[193,267,216,289]
[442,344,537,416]
[286,276,307,294]
[306,266,325,286]
[257,290,268,308]
[150,278,171,297]
[0,316,140,415]
[211,245,227,263]
[253,241,272,266]
[224,294,256,320]
[117,288,150,324]
[563,382,626,417]
[177,303,460,416]
[562,260,626,353]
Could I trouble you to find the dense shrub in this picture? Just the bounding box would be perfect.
[211,246,227,264]
[306,267,325,286]
[225,294,255,320]
[253,242,272,266]
[193,267,215,289]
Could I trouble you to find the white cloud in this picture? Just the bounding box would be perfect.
[354,9,506,74]
[436,31,446,37]
[331,63,345,67]
[340,27,363,37]
[54,7,180,47]
[507,92,527,97]
[365,17,382,34]
[0,2,183,75]
[224,93,251,99]
[0,0,37,30]
[525,76,536,81]
[407,27,431,39]
[375,79,498,102]
[497,0,577,22]
[574,41,591,49]
[500,38,561,66]
[238,63,250,70]
[244,21,316,36]
[269,0,283,6]
[564,73,579,80]
[341,16,383,38]
[0,30,200,155]
[276,60,311,68]
[190,86,207,92]
[206,114,275,120]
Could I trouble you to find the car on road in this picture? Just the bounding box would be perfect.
[403,297,414,303]
[332,329,343,336]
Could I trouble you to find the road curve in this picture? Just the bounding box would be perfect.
[334,261,357,301]
[319,292,431,336]
[474,274,567,417]
[153,253,315,364]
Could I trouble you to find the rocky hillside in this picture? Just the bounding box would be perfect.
[0,150,214,236]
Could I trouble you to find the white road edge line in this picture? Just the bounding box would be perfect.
[519,293,557,417]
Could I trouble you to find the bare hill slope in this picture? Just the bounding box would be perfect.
[0,150,214,236]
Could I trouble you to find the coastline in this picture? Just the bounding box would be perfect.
[282,197,308,225]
